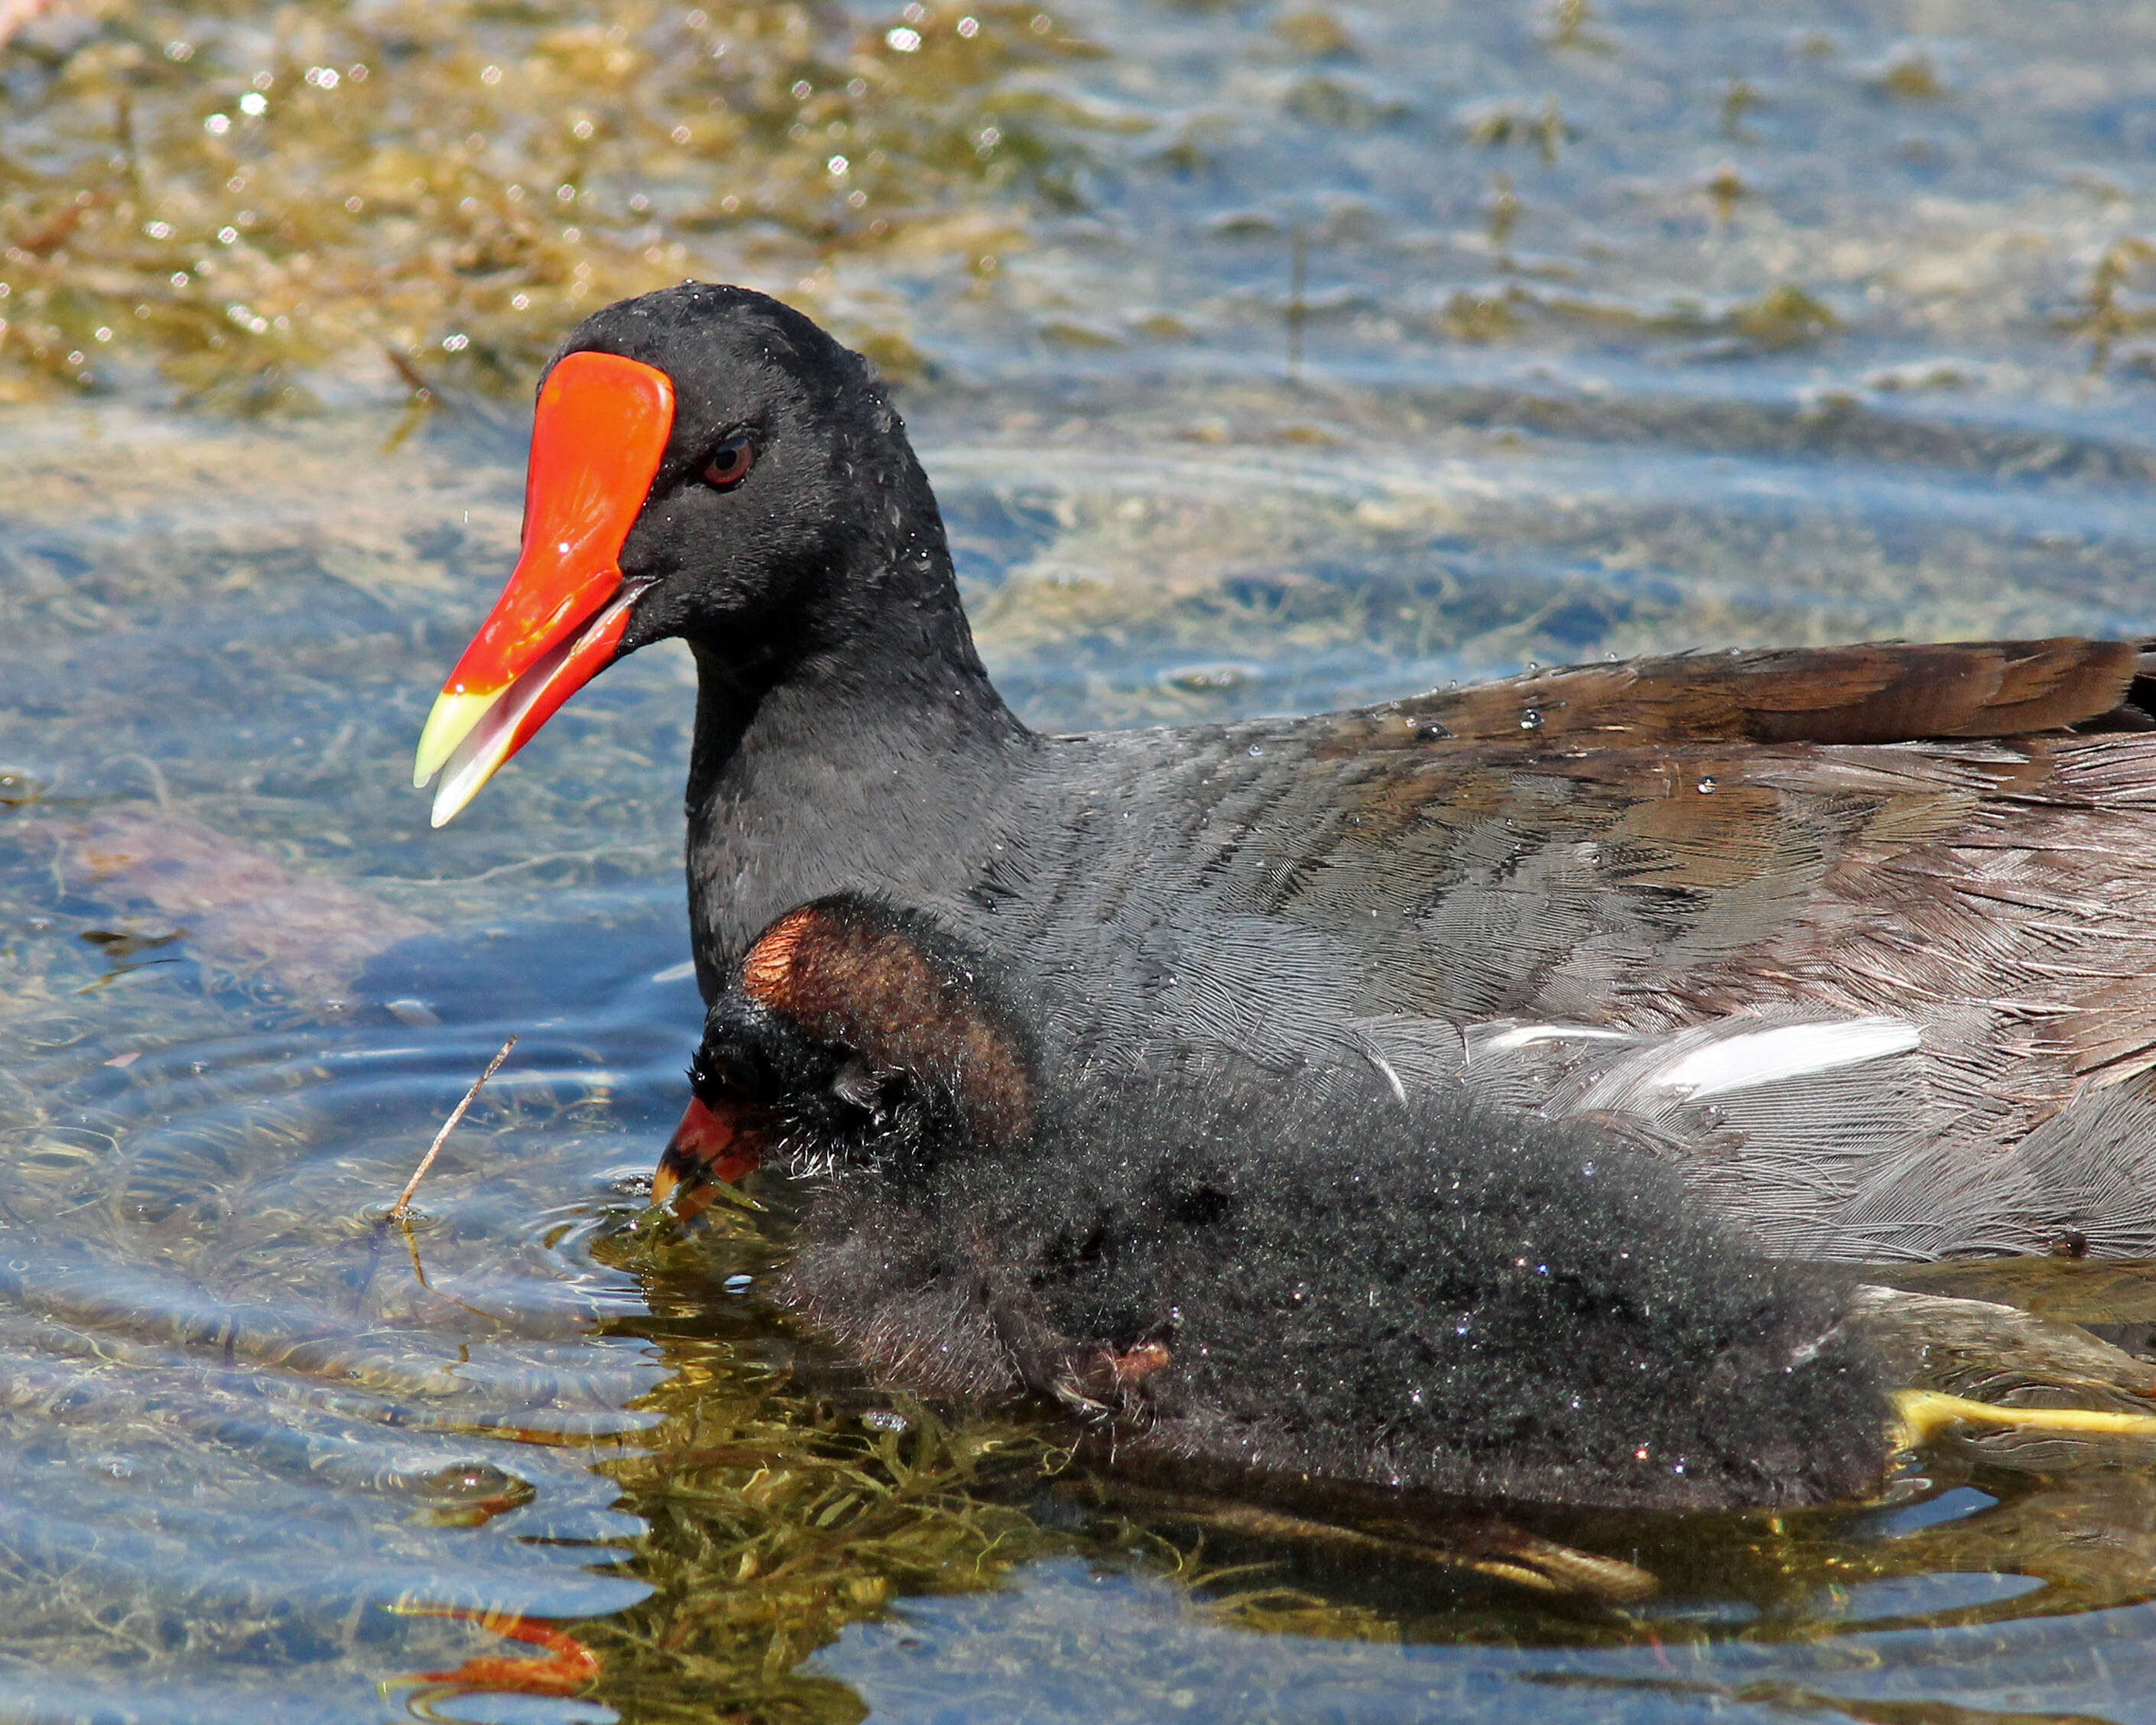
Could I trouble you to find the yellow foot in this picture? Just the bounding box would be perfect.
[1891,1387,2156,1450]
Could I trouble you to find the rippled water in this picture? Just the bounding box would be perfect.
[8,2,2156,1720]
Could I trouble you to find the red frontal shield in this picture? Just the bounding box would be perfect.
[413,351,674,825]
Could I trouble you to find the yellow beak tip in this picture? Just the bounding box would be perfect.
[413,689,499,791]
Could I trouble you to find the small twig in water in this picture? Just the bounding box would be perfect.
[385,346,439,401]
[388,1036,516,1220]
[399,1220,435,1291]
[1286,219,1308,381]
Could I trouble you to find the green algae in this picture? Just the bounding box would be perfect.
[2067,236,2156,373]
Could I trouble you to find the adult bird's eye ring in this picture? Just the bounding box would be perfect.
[703,437,755,489]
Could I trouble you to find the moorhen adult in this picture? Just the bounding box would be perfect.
[414,283,2156,1259]
[663,893,1899,1513]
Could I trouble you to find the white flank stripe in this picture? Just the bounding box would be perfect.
[1651,1017,1921,1100]
[1479,1023,1635,1053]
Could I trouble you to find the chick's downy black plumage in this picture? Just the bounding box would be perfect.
[680,895,1895,1513]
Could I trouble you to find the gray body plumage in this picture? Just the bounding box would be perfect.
[687,678,2156,1263]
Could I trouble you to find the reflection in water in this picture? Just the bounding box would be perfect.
[397,1604,602,1714]
[8,0,2156,1718]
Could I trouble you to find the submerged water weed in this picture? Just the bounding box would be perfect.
[0,0,1099,405]
[578,1278,1063,1721]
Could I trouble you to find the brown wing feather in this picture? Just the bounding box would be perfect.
[956,635,2156,1228]
[1330,638,2145,753]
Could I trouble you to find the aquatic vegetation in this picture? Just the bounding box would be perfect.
[576,1213,1067,1721]
[1458,94,1573,164]
[0,0,1100,404]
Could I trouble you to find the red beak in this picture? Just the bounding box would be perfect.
[412,351,675,826]
[652,1092,769,1220]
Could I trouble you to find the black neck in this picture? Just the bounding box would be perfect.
[682,539,1026,794]
[682,538,1033,991]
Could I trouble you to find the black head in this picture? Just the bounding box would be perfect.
[559,284,945,664]
[414,284,974,827]
[653,894,1040,1210]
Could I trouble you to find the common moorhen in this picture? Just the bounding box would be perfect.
[414,283,2156,1257]
[661,894,1898,1513]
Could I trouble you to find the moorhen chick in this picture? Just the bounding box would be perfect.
[414,283,2156,1257]
[659,893,1900,1513]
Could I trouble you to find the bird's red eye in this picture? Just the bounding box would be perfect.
[702,437,755,489]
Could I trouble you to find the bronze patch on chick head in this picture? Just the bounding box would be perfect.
[739,898,1037,1152]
